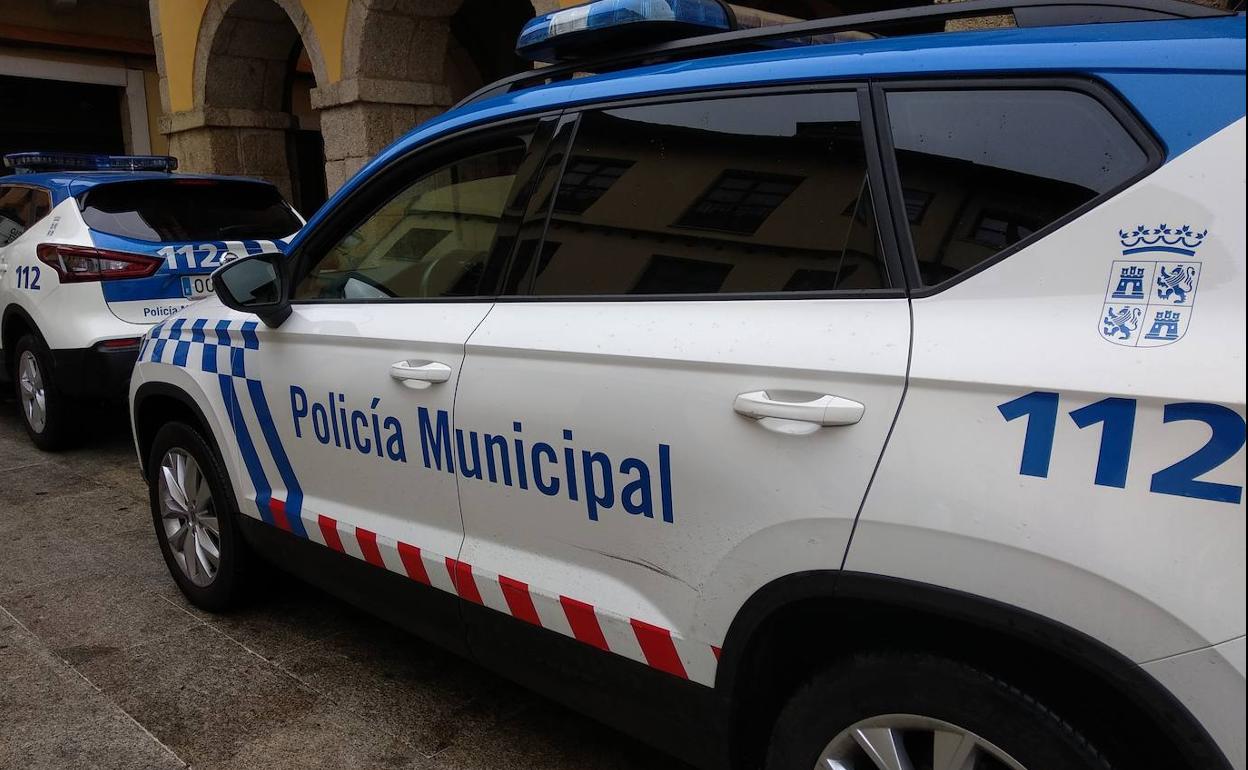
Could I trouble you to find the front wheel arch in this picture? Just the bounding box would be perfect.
[133,382,226,479]
[717,571,1231,770]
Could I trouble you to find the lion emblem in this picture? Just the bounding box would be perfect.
[1157,264,1197,304]
[1103,306,1142,340]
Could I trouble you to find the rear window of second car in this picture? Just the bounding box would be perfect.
[78,179,303,242]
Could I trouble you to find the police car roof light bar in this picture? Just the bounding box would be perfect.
[517,0,734,63]
[468,0,1230,106]
[3,152,179,174]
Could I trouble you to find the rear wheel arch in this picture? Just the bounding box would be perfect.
[717,570,1231,770]
[2,304,41,372]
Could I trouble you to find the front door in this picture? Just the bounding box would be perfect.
[225,125,542,644]
[452,89,912,685]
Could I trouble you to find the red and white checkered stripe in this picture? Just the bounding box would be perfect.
[292,502,720,687]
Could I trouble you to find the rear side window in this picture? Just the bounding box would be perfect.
[528,91,887,297]
[0,186,33,246]
[885,88,1151,286]
[79,180,302,242]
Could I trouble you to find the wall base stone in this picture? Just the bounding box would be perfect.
[166,122,294,201]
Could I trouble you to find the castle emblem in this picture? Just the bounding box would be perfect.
[1100,225,1204,348]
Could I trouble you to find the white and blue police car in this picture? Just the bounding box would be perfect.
[127,2,1246,769]
[0,152,302,449]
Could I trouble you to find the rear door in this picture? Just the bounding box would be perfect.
[452,88,911,684]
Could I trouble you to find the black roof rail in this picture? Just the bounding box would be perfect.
[456,0,1231,108]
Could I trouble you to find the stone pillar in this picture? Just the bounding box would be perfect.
[315,0,469,193]
[312,79,453,193]
[160,107,297,201]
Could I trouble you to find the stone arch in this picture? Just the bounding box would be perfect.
[192,0,330,114]
[169,0,330,211]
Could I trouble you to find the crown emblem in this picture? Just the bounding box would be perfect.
[1119,224,1208,256]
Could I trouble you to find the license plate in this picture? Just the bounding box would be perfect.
[181,274,214,300]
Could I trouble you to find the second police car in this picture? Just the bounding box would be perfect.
[0,152,302,449]
[128,2,1247,769]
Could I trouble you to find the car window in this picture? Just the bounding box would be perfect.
[885,88,1150,286]
[295,141,528,301]
[0,186,33,247]
[31,188,52,223]
[79,179,302,242]
[527,91,887,297]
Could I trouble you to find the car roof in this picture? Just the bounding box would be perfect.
[3,171,283,206]
[300,13,1243,241]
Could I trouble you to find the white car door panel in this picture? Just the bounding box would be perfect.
[237,304,489,584]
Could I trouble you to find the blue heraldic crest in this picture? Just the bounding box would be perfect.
[1101,224,1204,347]
[1103,306,1142,341]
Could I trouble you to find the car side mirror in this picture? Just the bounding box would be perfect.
[212,252,290,328]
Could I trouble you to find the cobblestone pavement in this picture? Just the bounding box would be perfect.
[0,397,687,770]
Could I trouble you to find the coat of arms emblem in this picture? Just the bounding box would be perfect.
[1100,224,1204,347]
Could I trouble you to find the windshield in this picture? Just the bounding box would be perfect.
[79,179,302,242]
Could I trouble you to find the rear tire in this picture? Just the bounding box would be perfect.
[148,421,253,612]
[765,653,1111,770]
[13,333,76,451]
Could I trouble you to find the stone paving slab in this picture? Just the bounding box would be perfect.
[0,399,686,769]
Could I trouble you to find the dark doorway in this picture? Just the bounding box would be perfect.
[0,75,125,175]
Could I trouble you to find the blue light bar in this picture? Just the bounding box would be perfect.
[516,0,733,64]
[3,152,178,174]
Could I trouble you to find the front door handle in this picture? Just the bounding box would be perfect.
[734,390,864,435]
[390,360,452,385]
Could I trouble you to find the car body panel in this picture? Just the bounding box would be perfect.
[127,13,1246,769]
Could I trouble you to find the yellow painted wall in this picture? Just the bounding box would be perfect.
[301,0,348,83]
[156,0,349,113]
[155,0,210,113]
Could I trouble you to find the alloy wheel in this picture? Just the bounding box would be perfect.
[815,714,1028,770]
[17,350,47,433]
[158,448,220,586]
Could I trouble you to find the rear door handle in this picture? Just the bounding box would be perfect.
[734,390,864,435]
[390,360,452,385]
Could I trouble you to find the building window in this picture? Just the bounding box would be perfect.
[971,210,1039,249]
[676,171,802,235]
[554,157,633,214]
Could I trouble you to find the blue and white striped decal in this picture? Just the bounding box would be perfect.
[91,232,287,303]
[141,318,305,536]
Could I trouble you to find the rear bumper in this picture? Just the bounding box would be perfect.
[51,345,140,399]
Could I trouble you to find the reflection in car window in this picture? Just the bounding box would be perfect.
[0,186,32,247]
[529,92,887,296]
[886,89,1149,286]
[79,180,302,242]
[296,142,526,301]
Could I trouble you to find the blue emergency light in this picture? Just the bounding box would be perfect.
[3,152,178,174]
[516,0,734,63]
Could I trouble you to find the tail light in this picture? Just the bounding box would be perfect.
[36,244,162,283]
[96,337,142,352]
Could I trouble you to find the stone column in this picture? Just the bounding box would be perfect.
[312,79,453,194]
[315,0,468,193]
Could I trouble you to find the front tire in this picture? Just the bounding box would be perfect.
[148,421,253,612]
[766,653,1110,770]
[13,333,75,450]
